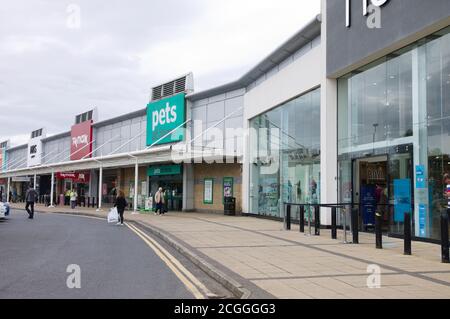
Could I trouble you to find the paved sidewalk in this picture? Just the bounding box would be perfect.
[10,203,450,299]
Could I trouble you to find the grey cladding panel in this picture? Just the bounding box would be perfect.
[326,0,450,77]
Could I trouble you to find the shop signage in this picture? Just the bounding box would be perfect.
[70,120,93,160]
[146,93,186,146]
[204,178,214,205]
[12,176,31,183]
[346,0,390,28]
[27,130,45,167]
[148,164,182,177]
[56,172,90,183]
[0,149,3,172]
[0,141,8,172]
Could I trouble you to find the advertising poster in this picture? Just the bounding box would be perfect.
[204,179,213,204]
[361,184,376,225]
[393,179,412,223]
[415,165,426,189]
[419,204,427,237]
[223,177,233,201]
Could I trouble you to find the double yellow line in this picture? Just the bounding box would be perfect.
[126,222,211,299]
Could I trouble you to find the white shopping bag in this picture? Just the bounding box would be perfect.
[107,207,119,223]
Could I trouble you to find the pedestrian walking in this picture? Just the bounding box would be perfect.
[114,190,127,226]
[154,187,165,215]
[25,184,38,219]
[70,189,78,209]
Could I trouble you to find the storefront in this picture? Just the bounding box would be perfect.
[326,0,450,241]
[56,172,90,205]
[148,164,183,211]
[249,88,321,218]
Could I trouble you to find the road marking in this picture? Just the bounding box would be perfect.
[126,222,209,299]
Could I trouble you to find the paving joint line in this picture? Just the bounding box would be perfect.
[193,217,450,288]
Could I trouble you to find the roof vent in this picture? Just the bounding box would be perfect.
[151,73,194,101]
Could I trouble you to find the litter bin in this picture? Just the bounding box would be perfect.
[224,197,236,216]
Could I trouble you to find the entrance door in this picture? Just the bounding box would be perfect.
[352,149,413,235]
[353,156,389,231]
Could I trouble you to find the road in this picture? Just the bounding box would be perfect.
[0,210,197,299]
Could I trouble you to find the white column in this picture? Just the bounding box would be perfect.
[320,0,338,225]
[182,163,195,212]
[97,166,103,211]
[6,177,10,202]
[33,174,37,190]
[49,171,55,207]
[133,159,139,214]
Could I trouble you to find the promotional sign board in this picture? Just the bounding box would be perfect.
[70,120,93,160]
[203,178,214,205]
[146,93,186,146]
[361,184,376,225]
[415,165,426,189]
[393,179,411,223]
[223,177,234,203]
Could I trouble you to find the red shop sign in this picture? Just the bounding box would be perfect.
[70,120,93,161]
[56,172,90,183]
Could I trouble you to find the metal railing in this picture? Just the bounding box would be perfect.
[284,202,450,263]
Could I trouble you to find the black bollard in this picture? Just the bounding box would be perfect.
[285,205,291,231]
[351,208,359,244]
[331,207,337,240]
[375,212,383,249]
[441,210,449,263]
[299,206,305,233]
[314,206,320,236]
[404,212,412,256]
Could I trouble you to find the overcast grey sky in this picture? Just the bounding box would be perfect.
[0,0,320,146]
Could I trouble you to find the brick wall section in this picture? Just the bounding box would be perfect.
[194,163,242,214]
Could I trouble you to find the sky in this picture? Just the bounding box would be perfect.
[0,0,321,147]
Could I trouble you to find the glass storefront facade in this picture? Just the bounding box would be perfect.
[249,88,320,218]
[338,27,450,240]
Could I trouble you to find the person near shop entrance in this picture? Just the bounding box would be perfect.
[114,190,127,226]
[154,187,165,215]
[70,189,78,209]
[65,189,71,206]
[444,173,450,208]
[25,184,38,219]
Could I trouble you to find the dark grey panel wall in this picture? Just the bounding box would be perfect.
[327,0,450,77]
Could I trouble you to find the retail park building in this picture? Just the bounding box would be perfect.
[1,0,450,243]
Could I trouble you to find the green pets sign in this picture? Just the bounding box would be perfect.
[146,93,186,146]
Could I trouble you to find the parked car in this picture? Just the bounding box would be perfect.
[0,202,10,218]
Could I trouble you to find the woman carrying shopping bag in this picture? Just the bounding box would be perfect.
[114,190,127,226]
